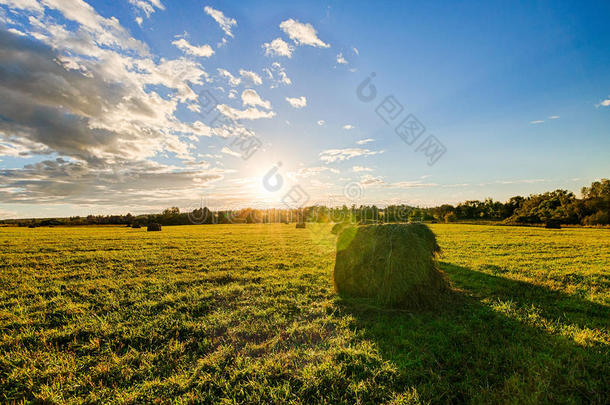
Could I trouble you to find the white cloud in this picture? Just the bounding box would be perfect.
[530,120,544,124]
[336,52,347,64]
[386,180,438,189]
[262,37,294,57]
[241,89,271,110]
[285,96,307,109]
[360,174,384,185]
[265,62,291,87]
[239,69,262,85]
[7,27,26,36]
[352,166,373,172]
[135,16,143,26]
[217,104,275,120]
[0,12,217,167]
[128,0,164,18]
[0,0,44,13]
[317,120,325,126]
[352,47,359,55]
[221,146,241,157]
[356,138,374,145]
[0,4,275,210]
[172,38,214,58]
[187,104,200,113]
[343,124,354,130]
[548,115,560,119]
[279,19,329,48]
[597,98,610,107]
[217,68,241,86]
[204,6,236,38]
[296,166,339,178]
[319,148,384,163]
[16,0,149,53]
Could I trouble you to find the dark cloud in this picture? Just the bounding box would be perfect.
[0,158,224,204]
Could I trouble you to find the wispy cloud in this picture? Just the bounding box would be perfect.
[264,62,291,87]
[204,6,236,38]
[217,68,241,86]
[129,0,165,19]
[262,38,294,58]
[352,166,373,172]
[217,104,275,120]
[319,148,383,163]
[336,52,347,64]
[548,115,560,119]
[530,120,544,124]
[279,19,330,48]
[285,96,307,108]
[172,38,214,58]
[296,166,339,177]
[241,89,271,110]
[356,138,374,145]
[239,69,262,85]
[343,124,354,130]
[596,98,610,107]
[317,120,325,126]
[221,146,242,157]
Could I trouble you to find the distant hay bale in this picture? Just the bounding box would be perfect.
[131,224,141,229]
[147,223,162,232]
[296,222,306,229]
[545,220,561,229]
[333,223,447,308]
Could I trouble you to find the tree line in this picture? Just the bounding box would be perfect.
[3,179,608,227]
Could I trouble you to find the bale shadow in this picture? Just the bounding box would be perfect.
[441,262,610,332]
[336,263,609,404]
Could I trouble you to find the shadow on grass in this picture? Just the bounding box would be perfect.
[441,262,610,332]
[336,263,609,404]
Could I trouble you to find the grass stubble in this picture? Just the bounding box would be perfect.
[0,224,608,403]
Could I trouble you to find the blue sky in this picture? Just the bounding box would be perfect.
[0,0,608,218]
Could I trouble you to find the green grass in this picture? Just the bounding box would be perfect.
[0,224,608,403]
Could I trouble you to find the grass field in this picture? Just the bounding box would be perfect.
[0,224,608,404]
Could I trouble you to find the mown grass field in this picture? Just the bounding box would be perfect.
[0,224,608,404]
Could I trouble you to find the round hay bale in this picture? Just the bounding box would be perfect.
[295,222,306,229]
[333,223,446,308]
[147,223,162,232]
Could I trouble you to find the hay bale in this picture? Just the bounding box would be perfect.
[333,223,446,308]
[147,223,162,232]
[545,220,561,229]
[295,222,306,229]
